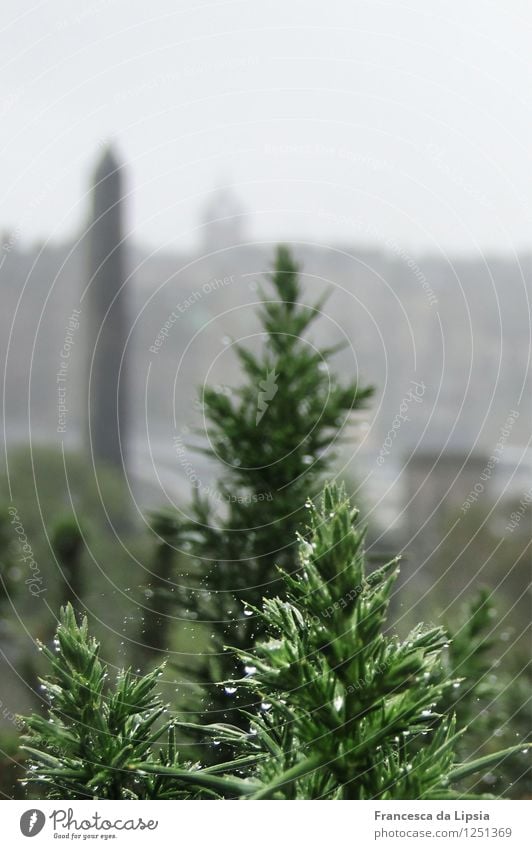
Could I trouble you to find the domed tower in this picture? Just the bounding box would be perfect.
[200,185,246,254]
[86,146,129,468]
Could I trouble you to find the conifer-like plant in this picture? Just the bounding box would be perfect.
[20,606,179,799]
[182,483,529,799]
[442,590,531,797]
[177,246,373,711]
[21,486,529,800]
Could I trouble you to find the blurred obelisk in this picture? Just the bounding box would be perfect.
[86,146,129,469]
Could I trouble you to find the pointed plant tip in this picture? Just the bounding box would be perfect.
[275,565,290,582]
[59,602,72,620]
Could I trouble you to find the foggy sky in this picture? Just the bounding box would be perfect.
[2,0,532,255]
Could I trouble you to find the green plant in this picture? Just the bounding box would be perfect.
[19,605,260,799]
[22,487,529,800]
[439,589,497,724]
[52,516,85,608]
[20,605,183,799]
[0,447,145,657]
[182,483,528,799]
[178,245,373,714]
[138,511,180,663]
[441,590,531,798]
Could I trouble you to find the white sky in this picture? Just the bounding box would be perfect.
[2,0,532,254]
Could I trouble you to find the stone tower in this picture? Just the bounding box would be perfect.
[86,146,129,468]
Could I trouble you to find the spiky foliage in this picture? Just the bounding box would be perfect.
[199,483,528,799]
[440,589,498,725]
[442,590,531,798]
[20,605,181,799]
[19,605,261,800]
[179,246,373,714]
[144,484,529,798]
[21,491,529,800]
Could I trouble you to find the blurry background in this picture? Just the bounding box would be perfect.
[0,0,530,795]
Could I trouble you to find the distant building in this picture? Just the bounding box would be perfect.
[200,186,246,254]
[86,146,129,468]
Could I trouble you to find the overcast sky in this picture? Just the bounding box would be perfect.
[2,0,532,255]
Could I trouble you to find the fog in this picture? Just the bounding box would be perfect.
[0,2,531,809]
[2,0,532,253]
